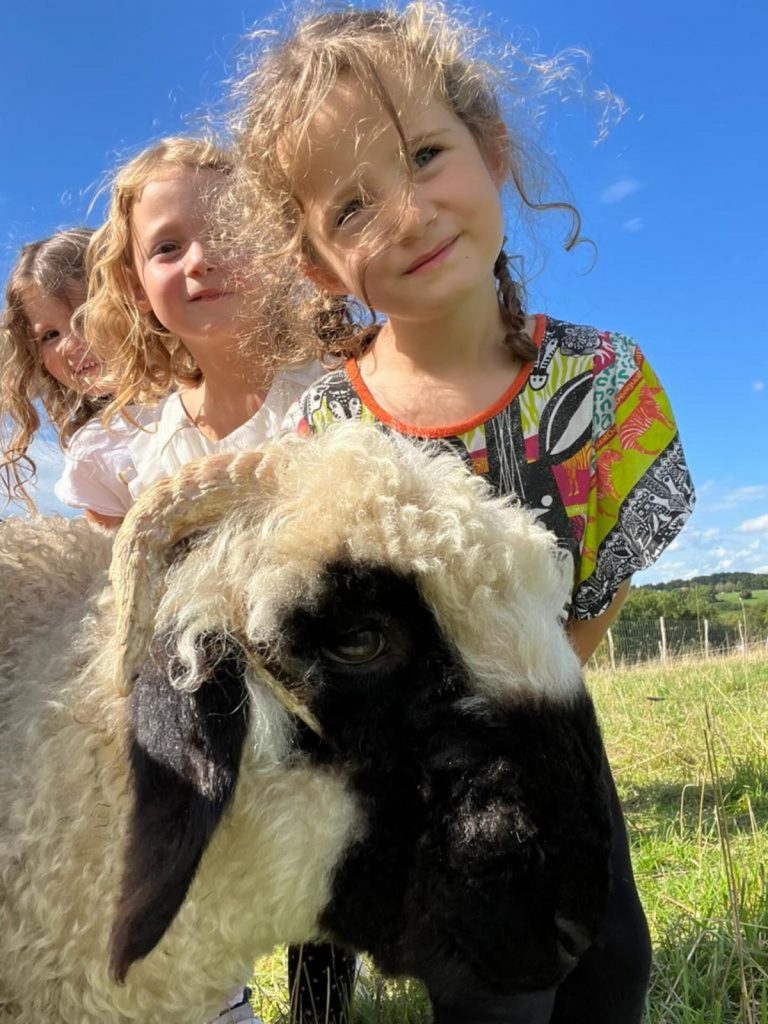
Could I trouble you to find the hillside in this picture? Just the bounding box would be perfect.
[641,571,768,592]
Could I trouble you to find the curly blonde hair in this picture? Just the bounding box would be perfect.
[232,1,585,363]
[0,228,105,512]
[85,136,236,418]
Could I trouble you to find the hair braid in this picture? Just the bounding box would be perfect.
[313,293,356,350]
[312,293,378,362]
[494,248,538,362]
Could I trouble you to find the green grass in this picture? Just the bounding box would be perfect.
[591,650,768,1023]
[249,652,768,1023]
[718,590,768,608]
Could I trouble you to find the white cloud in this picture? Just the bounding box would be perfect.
[600,178,641,204]
[753,379,765,392]
[739,514,768,534]
[637,527,768,584]
[722,484,768,505]
[622,217,643,233]
[662,525,721,552]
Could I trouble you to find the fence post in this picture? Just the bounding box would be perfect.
[659,616,667,663]
[607,628,616,671]
[704,618,710,659]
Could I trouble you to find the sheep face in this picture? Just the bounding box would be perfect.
[111,425,612,1000]
[268,558,611,994]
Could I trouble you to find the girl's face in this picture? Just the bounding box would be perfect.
[130,167,241,346]
[22,285,108,397]
[296,74,507,325]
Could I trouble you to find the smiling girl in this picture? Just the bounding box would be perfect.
[232,5,696,1021]
[0,228,130,522]
[83,135,320,507]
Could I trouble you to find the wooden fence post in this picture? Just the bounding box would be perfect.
[659,616,667,663]
[607,628,616,671]
[704,618,710,659]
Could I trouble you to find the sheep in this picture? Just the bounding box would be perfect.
[0,424,612,1023]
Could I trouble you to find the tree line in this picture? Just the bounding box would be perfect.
[622,574,768,635]
[641,571,768,592]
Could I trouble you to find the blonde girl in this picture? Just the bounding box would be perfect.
[232,4,696,1022]
[83,135,320,506]
[83,135,342,1024]
[0,228,132,525]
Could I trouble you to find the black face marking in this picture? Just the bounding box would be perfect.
[110,634,249,983]
[275,564,467,758]
[276,562,613,995]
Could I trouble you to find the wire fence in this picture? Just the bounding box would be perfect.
[589,615,768,669]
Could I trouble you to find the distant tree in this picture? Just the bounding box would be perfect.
[741,589,753,600]
[621,587,686,621]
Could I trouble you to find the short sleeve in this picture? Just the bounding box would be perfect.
[571,333,695,619]
[281,369,364,437]
[54,419,135,517]
[281,399,308,435]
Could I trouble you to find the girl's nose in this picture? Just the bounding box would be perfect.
[60,327,86,362]
[184,239,214,275]
[393,190,436,244]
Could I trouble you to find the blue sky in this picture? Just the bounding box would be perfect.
[2,0,766,582]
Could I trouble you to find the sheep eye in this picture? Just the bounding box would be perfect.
[321,629,386,664]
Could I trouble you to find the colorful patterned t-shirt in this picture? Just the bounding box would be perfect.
[287,315,695,619]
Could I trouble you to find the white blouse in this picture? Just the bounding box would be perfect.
[55,361,325,516]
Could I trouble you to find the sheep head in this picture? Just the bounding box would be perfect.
[107,424,596,989]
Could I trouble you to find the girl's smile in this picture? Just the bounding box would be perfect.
[403,235,460,275]
[188,288,231,301]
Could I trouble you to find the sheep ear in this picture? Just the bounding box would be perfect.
[109,634,249,982]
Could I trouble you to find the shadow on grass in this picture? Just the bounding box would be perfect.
[619,758,768,843]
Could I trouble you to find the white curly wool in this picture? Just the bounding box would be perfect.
[158,426,580,704]
[0,424,581,1023]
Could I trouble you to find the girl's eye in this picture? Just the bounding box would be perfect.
[152,241,180,257]
[39,329,60,345]
[413,146,440,170]
[335,198,364,229]
[321,628,386,665]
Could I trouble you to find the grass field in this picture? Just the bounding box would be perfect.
[717,590,768,609]
[248,651,768,1024]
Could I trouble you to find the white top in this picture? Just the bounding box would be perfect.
[54,405,158,517]
[55,361,325,516]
